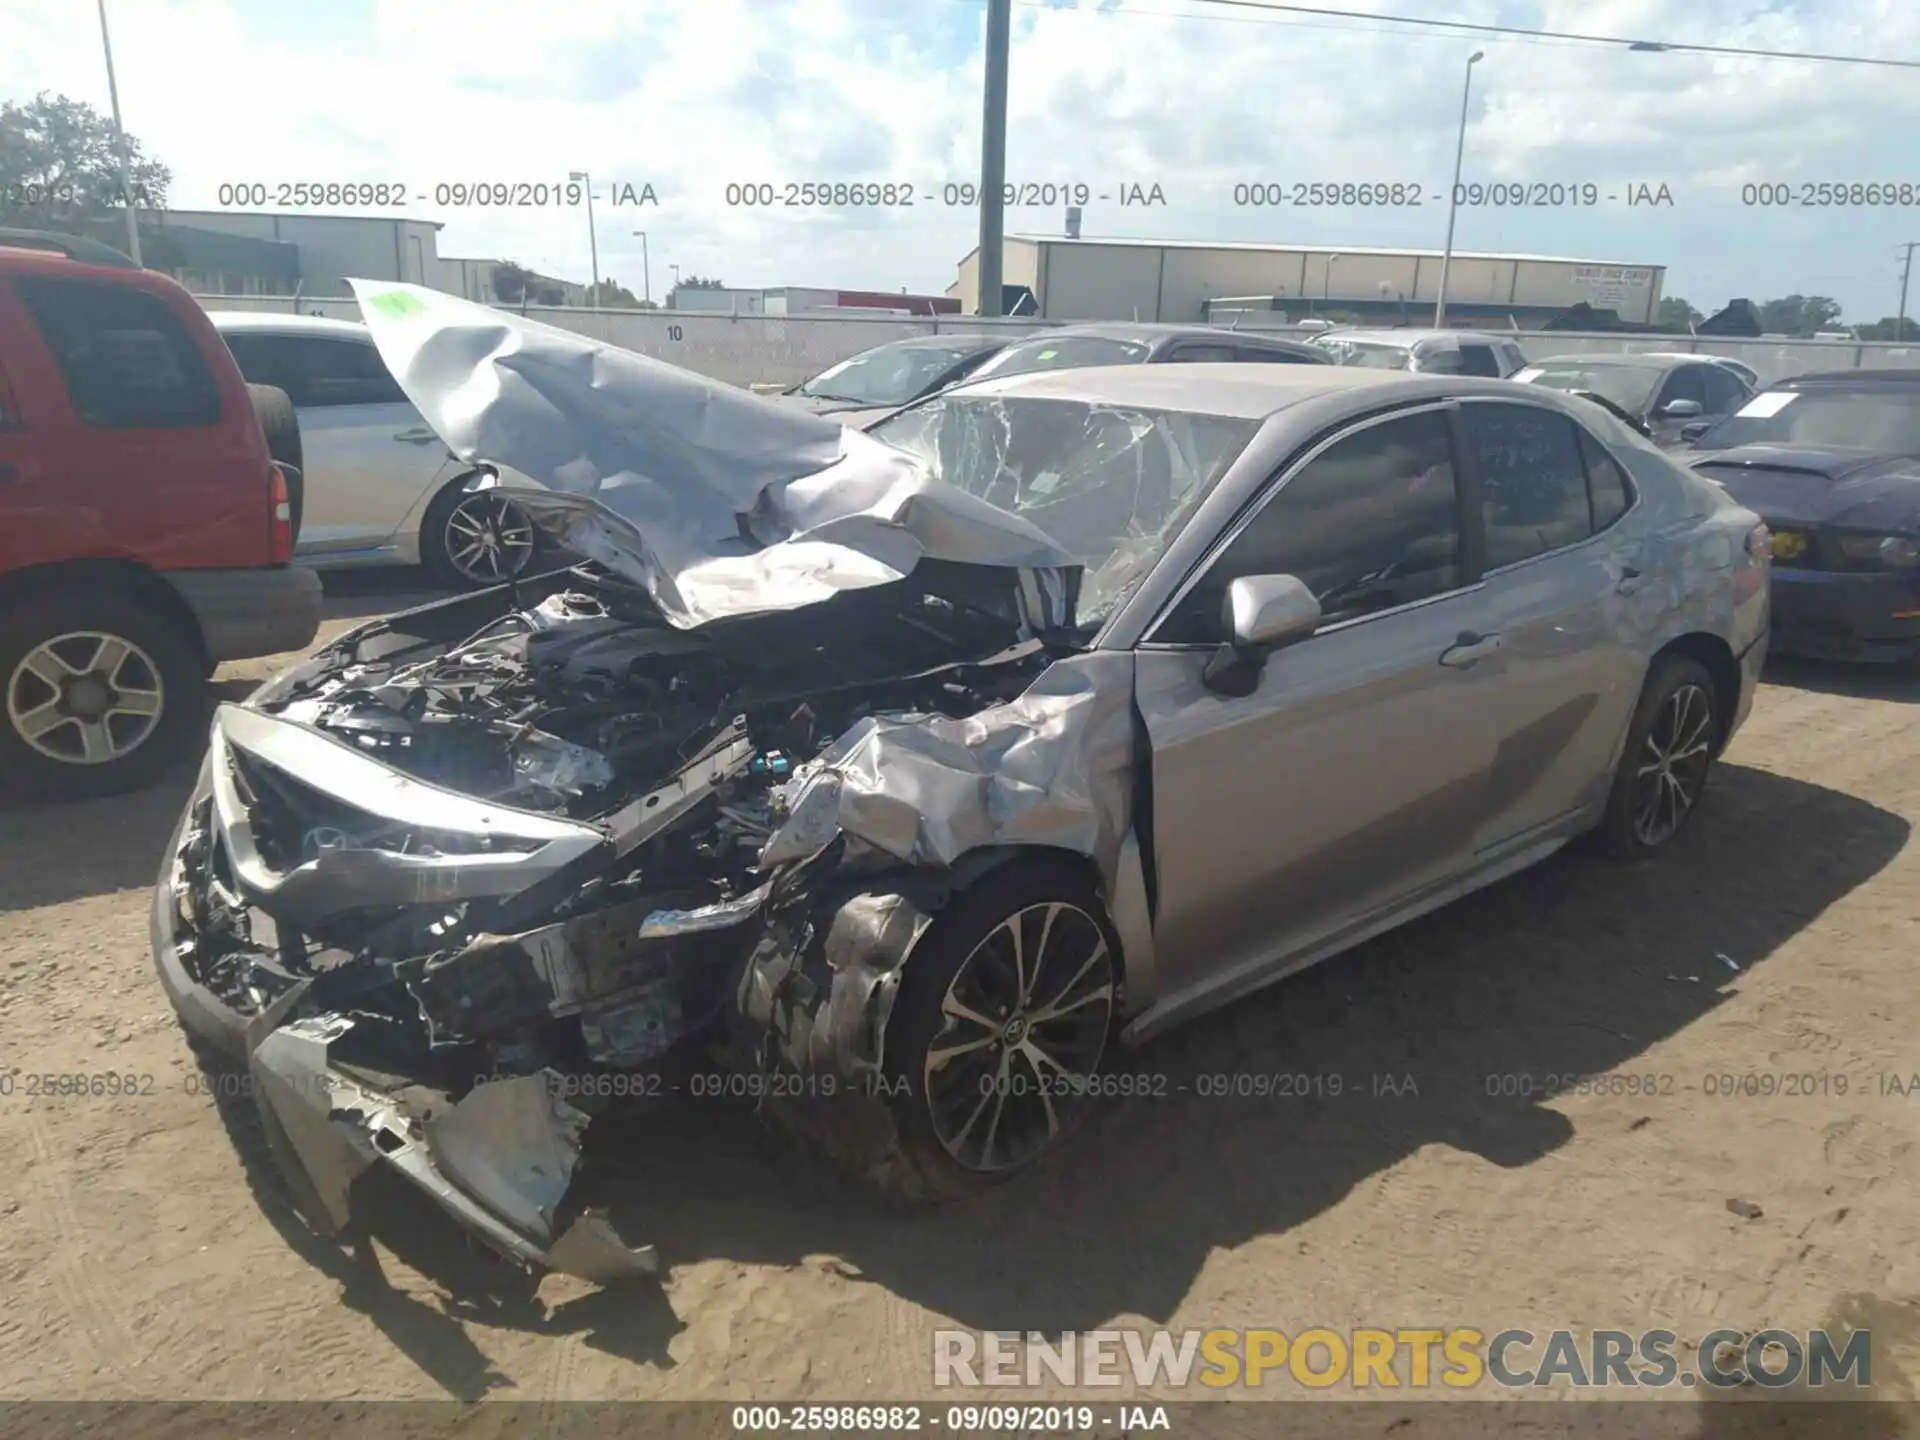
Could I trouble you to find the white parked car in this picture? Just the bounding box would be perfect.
[209,312,542,589]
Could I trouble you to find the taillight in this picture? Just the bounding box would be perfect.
[268,464,293,563]
[1746,522,1771,562]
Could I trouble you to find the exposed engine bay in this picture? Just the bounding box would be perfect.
[157,564,1067,1280]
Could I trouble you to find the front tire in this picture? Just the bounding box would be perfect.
[0,592,207,800]
[419,477,538,591]
[872,858,1121,1201]
[1591,654,1721,860]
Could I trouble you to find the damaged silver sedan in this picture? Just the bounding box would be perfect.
[152,284,1771,1285]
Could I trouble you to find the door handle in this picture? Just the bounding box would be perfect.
[1617,564,1644,595]
[393,427,441,444]
[1439,631,1502,668]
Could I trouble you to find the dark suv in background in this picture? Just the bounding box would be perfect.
[0,230,321,799]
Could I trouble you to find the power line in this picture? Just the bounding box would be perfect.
[1067,0,1920,70]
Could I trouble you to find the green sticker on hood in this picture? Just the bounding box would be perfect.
[366,290,428,318]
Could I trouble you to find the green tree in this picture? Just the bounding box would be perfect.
[586,277,642,308]
[492,262,534,303]
[679,274,725,289]
[1856,316,1919,342]
[1655,296,1703,330]
[1756,294,1843,337]
[0,92,169,233]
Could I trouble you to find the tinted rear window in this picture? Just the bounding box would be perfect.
[971,336,1151,380]
[15,277,222,428]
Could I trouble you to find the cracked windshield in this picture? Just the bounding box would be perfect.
[3,0,1918,1435]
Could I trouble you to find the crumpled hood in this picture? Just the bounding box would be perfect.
[348,281,1077,628]
[1690,445,1920,530]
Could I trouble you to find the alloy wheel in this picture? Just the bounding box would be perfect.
[6,631,166,766]
[922,901,1116,1173]
[444,493,536,584]
[1631,681,1714,847]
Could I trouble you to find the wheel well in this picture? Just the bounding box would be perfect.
[1654,631,1740,754]
[0,560,209,670]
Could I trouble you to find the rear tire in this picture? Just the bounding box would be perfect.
[0,591,207,800]
[1590,654,1721,861]
[419,476,539,591]
[246,383,303,546]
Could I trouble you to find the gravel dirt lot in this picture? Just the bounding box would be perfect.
[3,571,1918,1426]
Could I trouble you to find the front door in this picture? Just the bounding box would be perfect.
[1135,405,1504,1006]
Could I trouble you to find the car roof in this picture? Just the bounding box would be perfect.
[1775,368,1920,386]
[205,310,373,341]
[850,332,1009,354]
[1318,328,1513,347]
[1524,352,1682,370]
[942,361,1496,419]
[1002,321,1298,345]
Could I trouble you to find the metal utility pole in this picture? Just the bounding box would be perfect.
[632,231,651,304]
[1898,241,1918,341]
[95,0,143,265]
[976,0,1012,317]
[1433,49,1484,329]
[571,171,601,304]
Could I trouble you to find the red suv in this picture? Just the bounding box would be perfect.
[0,230,322,799]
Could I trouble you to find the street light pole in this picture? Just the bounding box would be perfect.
[1433,50,1484,330]
[976,0,1012,316]
[95,0,143,265]
[1325,252,1340,303]
[570,170,600,305]
[632,231,650,305]
[1898,241,1918,341]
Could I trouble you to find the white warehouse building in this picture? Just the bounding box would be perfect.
[949,236,1667,328]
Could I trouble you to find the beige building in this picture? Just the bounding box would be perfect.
[949,236,1666,327]
[150,210,584,304]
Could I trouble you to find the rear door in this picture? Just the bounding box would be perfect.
[223,330,452,557]
[1135,404,1504,1007]
[1457,399,1647,852]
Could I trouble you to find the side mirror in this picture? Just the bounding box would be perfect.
[1202,575,1322,697]
[1679,421,1713,444]
[1659,398,1704,419]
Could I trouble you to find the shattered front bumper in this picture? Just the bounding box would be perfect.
[149,760,657,1285]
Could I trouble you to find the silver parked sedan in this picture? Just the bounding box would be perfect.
[152,290,1769,1283]
[210,312,541,588]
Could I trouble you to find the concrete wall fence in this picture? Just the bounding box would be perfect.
[192,293,1920,391]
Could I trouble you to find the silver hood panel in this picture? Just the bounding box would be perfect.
[348,282,1077,629]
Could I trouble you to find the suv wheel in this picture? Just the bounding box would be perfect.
[0,593,206,800]
[420,478,538,591]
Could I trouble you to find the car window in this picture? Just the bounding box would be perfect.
[15,277,221,429]
[1462,403,1594,568]
[1657,366,1709,411]
[868,394,1259,630]
[1700,365,1747,415]
[220,331,307,400]
[1499,343,1528,375]
[1416,348,1466,374]
[1457,344,1502,378]
[298,337,408,407]
[1577,428,1634,530]
[1697,384,1920,453]
[1167,344,1238,363]
[1237,344,1320,365]
[797,340,997,406]
[968,335,1152,381]
[1155,408,1463,644]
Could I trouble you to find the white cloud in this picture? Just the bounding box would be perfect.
[4,0,1918,316]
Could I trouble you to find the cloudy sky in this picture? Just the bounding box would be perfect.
[5,0,1918,320]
